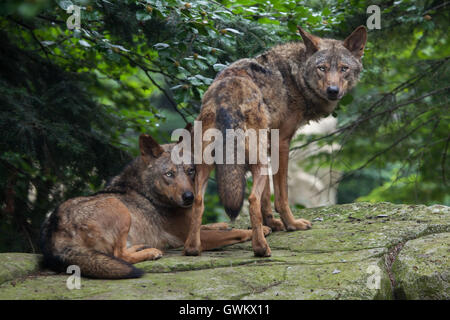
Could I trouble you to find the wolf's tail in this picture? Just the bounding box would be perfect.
[215,107,247,220]
[40,213,143,279]
[46,246,143,279]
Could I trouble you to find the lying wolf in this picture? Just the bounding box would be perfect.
[184,26,367,257]
[40,133,270,279]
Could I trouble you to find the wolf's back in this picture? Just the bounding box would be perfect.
[215,107,247,220]
[40,211,143,279]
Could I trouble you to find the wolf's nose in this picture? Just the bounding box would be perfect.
[326,86,339,96]
[182,191,194,205]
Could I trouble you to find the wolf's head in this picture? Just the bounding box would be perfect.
[298,26,367,102]
[136,133,195,208]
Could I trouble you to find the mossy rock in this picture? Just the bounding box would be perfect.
[0,253,41,285]
[0,202,448,300]
[391,232,449,299]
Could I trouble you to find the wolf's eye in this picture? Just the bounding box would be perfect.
[165,171,174,178]
[340,66,349,72]
[318,66,326,72]
[187,167,195,176]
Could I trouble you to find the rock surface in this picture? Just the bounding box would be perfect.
[0,202,448,300]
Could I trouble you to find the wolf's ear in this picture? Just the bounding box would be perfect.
[139,134,164,158]
[298,26,320,56]
[343,25,367,58]
[178,122,193,143]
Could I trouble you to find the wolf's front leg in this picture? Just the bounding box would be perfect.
[201,222,231,230]
[273,139,312,231]
[184,164,213,256]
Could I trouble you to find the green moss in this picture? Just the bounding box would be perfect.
[135,250,279,273]
[241,256,393,300]
[0,253,41,285]
[392,233,450,299]
[0,202,448,300]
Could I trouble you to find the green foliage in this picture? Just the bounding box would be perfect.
[338,1,449,205]
[289,0,449,206]
[0,0,448,252]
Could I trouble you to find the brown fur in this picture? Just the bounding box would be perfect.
[40,133,270,279]
[184,26,367,257]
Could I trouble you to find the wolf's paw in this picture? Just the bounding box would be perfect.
[285,218,312,231]
[262,226,272,236]
[145,248,163,260]
[264,218,285,232]
[253,242,272,257]
[253,233,271,257]
[183,246,202,256]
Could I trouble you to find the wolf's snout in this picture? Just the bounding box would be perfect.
[182,191,194,205]
[326,86,339,99]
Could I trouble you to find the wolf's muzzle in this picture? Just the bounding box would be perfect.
[326,86,339,100]
[182,191,194,206]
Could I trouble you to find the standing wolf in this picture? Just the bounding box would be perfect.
[40,133,269,279]
[184,26,367,257]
